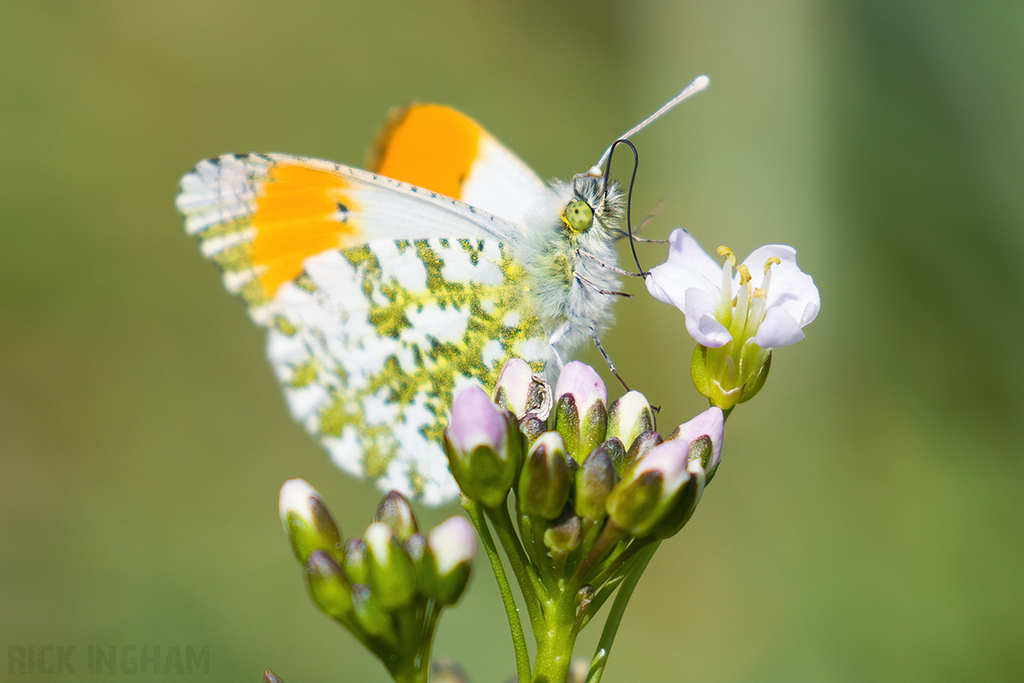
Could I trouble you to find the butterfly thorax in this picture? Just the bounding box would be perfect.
[515,174,624,364]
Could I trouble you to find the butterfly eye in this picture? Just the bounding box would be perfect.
[562,199,594,233]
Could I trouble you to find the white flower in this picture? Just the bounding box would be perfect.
[646,229,820,409]
[646,229,820,350]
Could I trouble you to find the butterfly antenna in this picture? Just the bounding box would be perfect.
[601,139,646,276]
[592,75,710,173]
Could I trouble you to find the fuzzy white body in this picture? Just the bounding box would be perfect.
[515,176,623,368]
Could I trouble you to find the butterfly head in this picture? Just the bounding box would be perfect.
[563,173,623,240]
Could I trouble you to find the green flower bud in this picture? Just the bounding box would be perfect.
[606,438,695,538]
[444,385,522,508]
[574,443,617,520]
[304,549,354,622]
[404,532,427,568]
[518,431,572,520]
[607,390,655,452]
[351,583,396,646]
[430,660,470,683]
[543,511,581,571]
[645,460,705,540]
[373,490,419,542]
[518,413,548,448]
[668,406,725,485]
[343,537,368,585]
[622,431,662,477]
[423,516,476,606]
[365,522,418,611]
[554,361,608,460]
[279,479,344,566]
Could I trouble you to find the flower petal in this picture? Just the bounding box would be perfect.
[740,245,798,288]
[671,406,725,474]
[646,229,722,309]
[685,287,732,348]
[765,261,820,329]
[752,305,806,348]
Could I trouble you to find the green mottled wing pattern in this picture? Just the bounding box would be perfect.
[267,237,547,504]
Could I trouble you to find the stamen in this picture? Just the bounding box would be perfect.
[760,258,776,299]
[737,264,752,286]
[717,259,734,326]
[752,287,766,298]
[717,246,736,267]
[731,279,750,343]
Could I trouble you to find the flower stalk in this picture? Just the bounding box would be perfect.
[443,360,726,682]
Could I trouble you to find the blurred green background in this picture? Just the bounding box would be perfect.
[2,2,1021,682]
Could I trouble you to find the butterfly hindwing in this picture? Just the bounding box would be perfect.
[265,237,547,503]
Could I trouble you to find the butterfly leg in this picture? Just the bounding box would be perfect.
[591,328,630,392]
[547,322,571,371]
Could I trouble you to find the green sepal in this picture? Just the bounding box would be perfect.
[443,413,521,509]
[304,549,354,622]
[373,490,419,543]
[343,537,369,585]
[350,583,396,646]
[579,400,608,461]
[518,432,572,520]
[283,499,344,567]
[574,443,617,520]
[554,394,581,456]
[605,469,664,536]
[365,523,418,611]
[646,466,705,540]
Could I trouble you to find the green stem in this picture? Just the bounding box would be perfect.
[463,500,532,683]
[531,601,578,683]
[585,541,659,683]
[486,502,547,633]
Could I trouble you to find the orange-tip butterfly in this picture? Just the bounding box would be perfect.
[176,76,709,504]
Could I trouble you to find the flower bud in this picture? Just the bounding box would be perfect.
[373,490,419,542]
[554,361,608,460]
[543,511,581,571]
[304,549,354,622]
[668,407,725,484]
[279,479,344,566]
[607,391,655,453]
[351,583,396,646]
[518,414,548,447]
[518,431,572,520]
[404,532,427,568]
[424,516,477,605]
[343,537,368,585]
[622,431,662,477]
[645,459,705,540]
[605,438,694,538]
[574,443,617,520]
[430,660,470,683]
[364,522,418,611]
[493,358,552,421]
[444,385,521,508]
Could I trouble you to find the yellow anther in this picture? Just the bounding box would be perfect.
[737,264,752,286]
[752,287,766,298]
[717,246,736,267]
[763,256,781,275]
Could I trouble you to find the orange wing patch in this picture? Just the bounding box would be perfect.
[251,161,362,297]
[369,104,482,200]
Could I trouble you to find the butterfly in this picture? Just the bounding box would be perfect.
[176,78,709,505]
